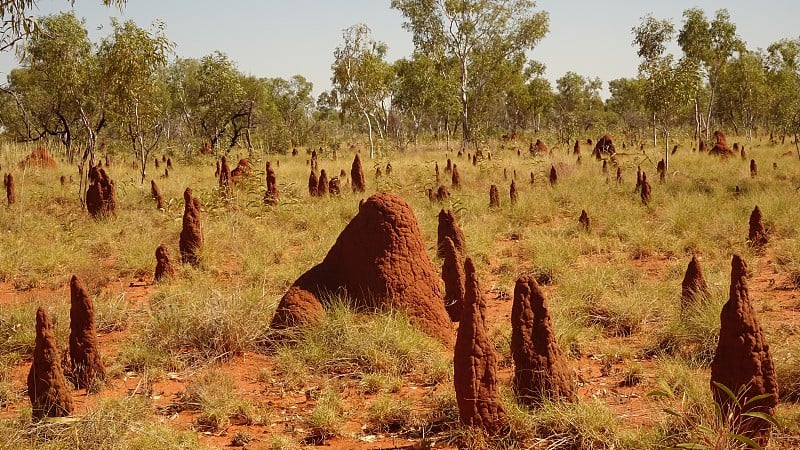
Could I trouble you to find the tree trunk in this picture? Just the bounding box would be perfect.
[652,113,657,147]
[459,57,470,146]
[364,110,375,159]
[664,127,669,173]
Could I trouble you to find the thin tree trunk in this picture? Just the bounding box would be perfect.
[364,110,374,159]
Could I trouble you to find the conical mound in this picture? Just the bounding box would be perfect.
[441,236,465,322]
[511,276,575,406]
[454,258,508,435]
[270,193,453,344]
[748,205,767,248]
[437,209,466,260]
[179,188,203,265]
[680,255,709,309]
[154,244,176,282]
[28,307,73,420]
[710,255,778,447]
[68,275,105,389]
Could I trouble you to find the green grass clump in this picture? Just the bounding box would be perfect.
[181,369,256,431]
[118,273,274,370]
[366,394,416,433]
[1,397,208,450]
[275,301,451,387]
[304,388,345,443]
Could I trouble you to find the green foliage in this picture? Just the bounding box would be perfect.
[392,0,549,142]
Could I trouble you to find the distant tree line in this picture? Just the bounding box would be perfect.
[1,3,800,175]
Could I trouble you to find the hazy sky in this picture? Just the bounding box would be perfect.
[1,0,798,98]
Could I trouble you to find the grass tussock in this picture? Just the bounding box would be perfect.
[180,369,258,431]
[0,397,208,450]
[275,301,451,387]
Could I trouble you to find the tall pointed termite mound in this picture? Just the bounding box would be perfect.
[454,258,508,435]
[511,275,575,406]
[28,307,73,420]
[179,188,203,265]
[67,275,105,389]
[710,255,778,447]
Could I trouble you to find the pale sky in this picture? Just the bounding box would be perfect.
[1,0,798,99]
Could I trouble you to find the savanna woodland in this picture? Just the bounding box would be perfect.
[2,0,800,449]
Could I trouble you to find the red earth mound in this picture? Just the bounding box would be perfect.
[710,255,778,447]
[4,173,15,205]
[151,179,165,210]
[489,184,500,208]
[179,188,203,266]
[709,130,734,156]
[86,167,117,218]
[437,209,466,260]
[351,154,365,193]
[19,147,57,169]
[454,258,508,435]
[748,205,767,249]
[680,255,709,310]
[264,162,279,206]
[270,193,453,345]
[28,307,73,420]
[511,275,575,406]
[154,244,176,282]
[441,236,465,322]
[66,275,105,389]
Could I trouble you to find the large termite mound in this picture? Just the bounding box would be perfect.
[709,130,734,156]
[85,167,117,218]
[509,179,518,204]
[308,169,319,197]
[680,255,709,310]
[594,135,616,156]
[219,156,232,190]
[511,276,575,406]
[710,255,778,447]
[179,188,203,265]
[640,172,652,205]
[230,158,252,180]
[28,307,73,420]
[67,275,105,389]
[437,209,466,260]
[19,147,57,169]
[269,193,453,345]
[454,258,508,435]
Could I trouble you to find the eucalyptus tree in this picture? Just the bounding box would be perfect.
[2,12,101,162]
[607,77,649,143]
[763,38,800,151]
[331,23,393,158]
[0,0,124,52]
[266,75,314,148]
[391,0,548,144]
[677,8,744,140]
[98,19,172,183]
[716,50,767,139]
[633,14,700,170]
[393,52,459,145]
[552,71,603,144]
